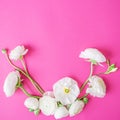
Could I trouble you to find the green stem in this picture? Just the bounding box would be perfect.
[78,93,89,100]
[4,51,45,95]
[25,73,45,95]
[80,63,93,91]
[19,86,40,99]
[20,57,29,75]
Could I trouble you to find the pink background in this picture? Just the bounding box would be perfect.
[0,0,120,120]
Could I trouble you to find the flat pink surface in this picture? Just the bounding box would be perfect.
[0,0,120,120]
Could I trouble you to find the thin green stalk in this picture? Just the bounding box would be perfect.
[19,86,40,99]
[80,63,93,91]
[4,51,45,95]
[20,57,29,75]
[25,73,45,95]
[78,93,89,100]
[20,57,45,94]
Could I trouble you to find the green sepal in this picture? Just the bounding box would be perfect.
[57,101,63,107]
[29,108,34,112]
[19,55,23,60]
[34,109,40,115]
[83,97,88,104]
[89,59,97,65]
[16,78,22,88]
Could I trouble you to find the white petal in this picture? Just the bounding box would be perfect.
[69,100,84,117]
[22,49,28,55]
[54,107,69,119]
[39,96,57,116]
[86,75,106,98]
[24,97,39,110]
[53,77,80,105]
[43,91,54,98]
[79,48,106,63]
[3,71,20,97]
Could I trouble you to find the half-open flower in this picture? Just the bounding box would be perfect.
[86,75,106,98]
[24,97,39,110]
[79,48,106,64]
[53,77,80,105]
[54,106,69,119]
[69,100,85,117]
[3,71,20,97]
[9,45,28,60]
[39,96,57,116]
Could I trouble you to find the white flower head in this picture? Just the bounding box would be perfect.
[79,48,106,63]
[9,45,28,60]
[53,77,80,105]
[54,106,69,119]
[86,75,106,98]
[39,96,57,116]
[24,97,39,110]
[3,71,20,97]
[69,100,85,117]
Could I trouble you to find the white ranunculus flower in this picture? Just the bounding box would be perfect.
[53,77,80,105]
[24,97,39,110]
[39,96,57,116]
[3,71,20,97]
[9,45,28,60]
[79,48,106,63]
[69,100,85,117]
[86,75,106,98]
[54,106,69,119]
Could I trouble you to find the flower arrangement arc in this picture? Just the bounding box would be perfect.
[2,46,118,119]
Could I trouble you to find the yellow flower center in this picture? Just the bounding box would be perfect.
[64,87,70,94]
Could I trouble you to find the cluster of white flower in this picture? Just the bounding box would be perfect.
[25,95,85,119]
[2,46,118,119]
[24,77,85,119]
